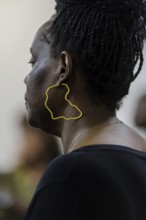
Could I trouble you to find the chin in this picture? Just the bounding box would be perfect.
[26,109,60,136]
[26,113,40,129]
[25,107,40,128]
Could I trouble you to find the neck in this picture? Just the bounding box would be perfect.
[60,107,116,153]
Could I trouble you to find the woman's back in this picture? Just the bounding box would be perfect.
[25,144,146,220]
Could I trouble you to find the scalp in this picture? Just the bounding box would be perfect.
[43,0,146,110]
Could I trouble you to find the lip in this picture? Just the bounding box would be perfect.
[24,94,29,108]
[24,93,28,101]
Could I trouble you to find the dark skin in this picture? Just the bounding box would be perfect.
[25,19,146,153]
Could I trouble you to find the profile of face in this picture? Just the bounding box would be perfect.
[24,18,70,135]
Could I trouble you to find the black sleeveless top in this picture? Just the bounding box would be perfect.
[24,145,146,220]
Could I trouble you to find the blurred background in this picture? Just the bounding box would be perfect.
[0,0,146,219]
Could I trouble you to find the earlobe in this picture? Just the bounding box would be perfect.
[58,51,72,85]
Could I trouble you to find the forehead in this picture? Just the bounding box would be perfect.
[31,19,54,53]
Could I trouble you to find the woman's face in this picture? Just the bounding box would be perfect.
[24,20,61,133]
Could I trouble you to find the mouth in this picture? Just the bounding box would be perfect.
[24,94,28,108]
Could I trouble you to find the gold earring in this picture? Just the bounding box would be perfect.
[44,83,83,120]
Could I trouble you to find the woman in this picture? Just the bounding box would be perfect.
[24,0,146,219]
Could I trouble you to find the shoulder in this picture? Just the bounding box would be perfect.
[36,147,111,192]
[36,144,146,193]
[36,152,81,192]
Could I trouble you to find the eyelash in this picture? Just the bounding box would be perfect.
[28,58,36,67]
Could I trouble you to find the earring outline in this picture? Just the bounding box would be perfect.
[44,83,83,120]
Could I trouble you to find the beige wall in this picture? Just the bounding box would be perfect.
[0,0,55,172]
[0,1,145,172]
[117,43,146,137]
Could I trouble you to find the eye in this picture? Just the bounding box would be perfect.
[28,57,36,67]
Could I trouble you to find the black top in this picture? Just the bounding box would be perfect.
[24,145,146,220]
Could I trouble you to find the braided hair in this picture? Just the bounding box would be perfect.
[46,0,146,110]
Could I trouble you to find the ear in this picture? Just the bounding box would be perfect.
[57,51,72,86]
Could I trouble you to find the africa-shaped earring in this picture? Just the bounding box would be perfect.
[44,83,83,120]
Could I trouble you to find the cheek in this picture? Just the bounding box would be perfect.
[26,56,59,110]
[26,67,47,106]
[31,59,57,87]
[29,61,50,87]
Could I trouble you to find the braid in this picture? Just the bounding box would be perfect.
[46,0,146,110]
